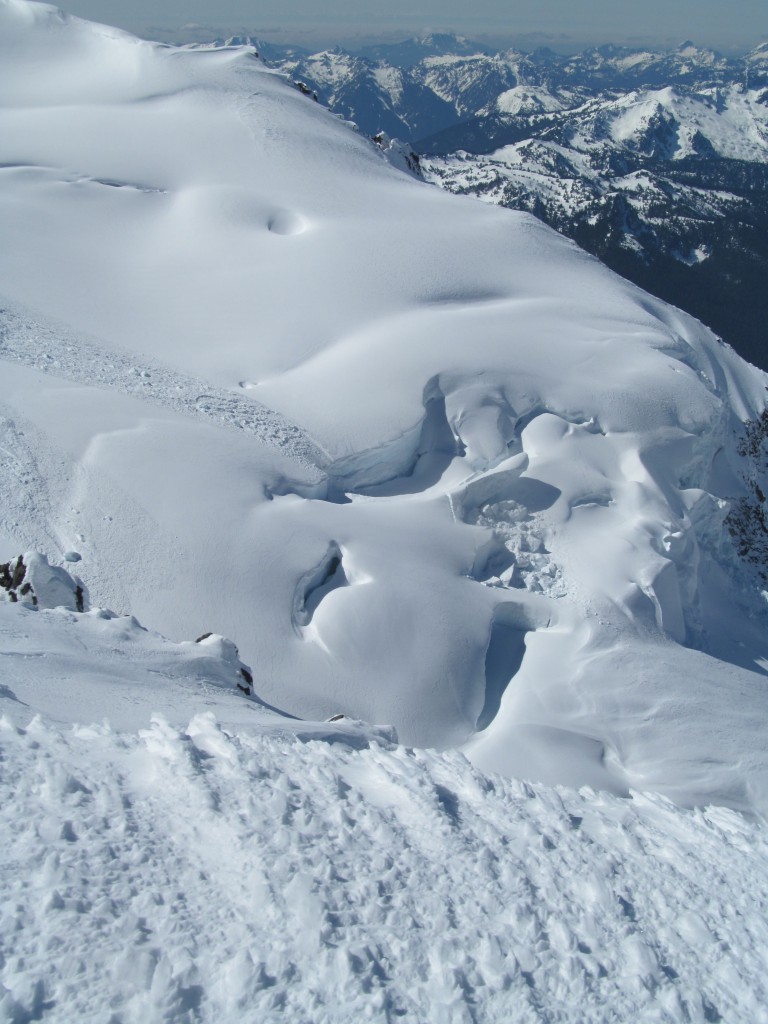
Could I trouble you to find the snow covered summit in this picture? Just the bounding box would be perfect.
[1,0,768,814]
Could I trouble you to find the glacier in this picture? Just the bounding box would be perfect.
[1,2,768,1020]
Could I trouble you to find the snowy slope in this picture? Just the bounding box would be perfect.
[2,0,768,815]
[419,82,768,368]
[1,564,767,1022]
[3,6,768,1020]
[4,684,768,1023]
[250,37,768,368]
[571,86,768,162]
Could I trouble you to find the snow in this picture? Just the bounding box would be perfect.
[615,51,659,70]
[3,3,768,1017]
[608,86,768,161]
[3,0,768,801]
[494,85,564,116]
[280,50,361,96]
[372,63,404,106]
[3,607,768,1023]
[674,245,712,266]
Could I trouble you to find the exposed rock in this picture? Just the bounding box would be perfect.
[191,632,256,699]
[727,408,768,584]
[0,552,87,611]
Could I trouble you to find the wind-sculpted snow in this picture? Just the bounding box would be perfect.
[2,0,768,817]
[2,705,768,1023]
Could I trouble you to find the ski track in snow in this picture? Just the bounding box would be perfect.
[1,712,766,1024]
[0,302,329,475]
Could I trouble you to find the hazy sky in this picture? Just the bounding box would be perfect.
[55,0,768,52]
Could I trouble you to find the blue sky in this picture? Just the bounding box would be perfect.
[57,0,768,51]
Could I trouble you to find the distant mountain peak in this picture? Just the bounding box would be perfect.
[594,43,630,57]
[746,40,768,60]
[353,31,491,66]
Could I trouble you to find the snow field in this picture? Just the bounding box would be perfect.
[3,0,768,809]
[2,710,767,1024]
[3,5,768,1020]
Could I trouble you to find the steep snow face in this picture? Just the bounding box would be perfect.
[2,1,768,811]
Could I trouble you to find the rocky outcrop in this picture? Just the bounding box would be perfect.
[193,632,255,697]
[0,552,86,611]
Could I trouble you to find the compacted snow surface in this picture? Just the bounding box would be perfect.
[2,600,767,1023]
[2,2,768,1020]
[4,702,768,1022]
